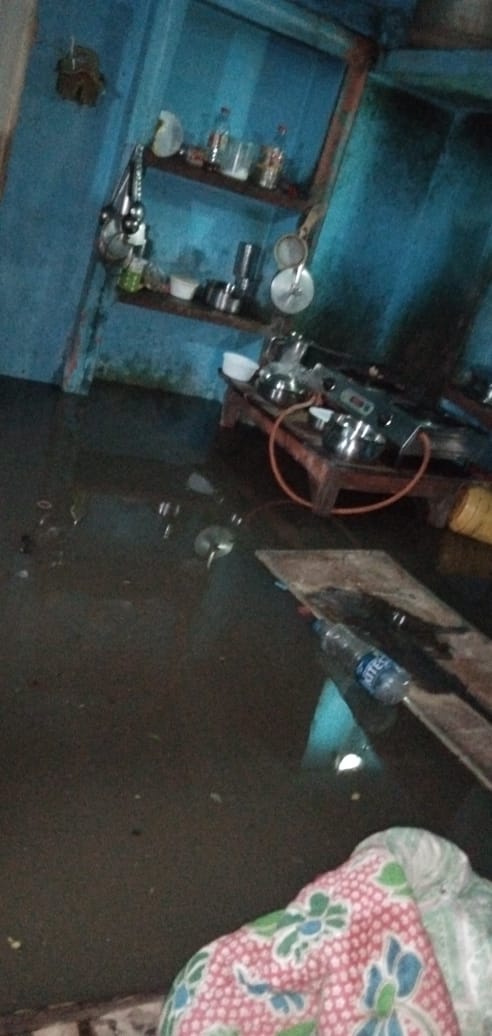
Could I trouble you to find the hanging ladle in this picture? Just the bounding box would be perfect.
[290,260,305,295]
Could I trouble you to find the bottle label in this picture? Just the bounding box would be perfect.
[355,651,398,692]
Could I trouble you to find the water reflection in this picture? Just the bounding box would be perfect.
[336,752,363,772]
[301,676,395,773]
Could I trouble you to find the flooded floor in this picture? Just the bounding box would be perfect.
[0,376,491,1014]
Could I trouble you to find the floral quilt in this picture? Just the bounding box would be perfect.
[158,830,471,1036]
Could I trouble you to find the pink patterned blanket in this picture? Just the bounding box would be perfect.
[159,841,460,1036]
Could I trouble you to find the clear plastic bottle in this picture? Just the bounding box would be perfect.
[315,620,410,705]
[254,124,287,189]
[207,106,231,168]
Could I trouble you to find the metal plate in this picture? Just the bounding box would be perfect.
[270,266,314,314]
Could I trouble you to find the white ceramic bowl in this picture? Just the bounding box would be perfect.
[222,352,259,381]
[169,275,199,300]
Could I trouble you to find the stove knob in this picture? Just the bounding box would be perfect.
[378,411,394,428]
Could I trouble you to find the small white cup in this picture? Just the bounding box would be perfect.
[169,275,199,300]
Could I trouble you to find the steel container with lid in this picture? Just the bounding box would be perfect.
[261,330,316,366]
[254,362,314,408]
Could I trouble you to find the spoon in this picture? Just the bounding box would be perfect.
[194,525,235,567]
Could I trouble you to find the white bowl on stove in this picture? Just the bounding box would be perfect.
[308,406,336,431]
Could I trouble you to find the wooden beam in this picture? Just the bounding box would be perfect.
[0,993,164,1036]
[0,0,37,197]
[299,38,377,245]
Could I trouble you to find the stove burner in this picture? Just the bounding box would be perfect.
[341,366,407,397]
[396,399,468,429]
[315,363,492,472]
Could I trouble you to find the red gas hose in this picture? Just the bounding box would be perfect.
[267,399,433,516]
[267,397,318,510]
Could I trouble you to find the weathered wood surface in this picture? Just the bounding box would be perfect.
[0,995,163,1036]
[118,290,271,335]
[256,548,492,790]
[144,149,308,211]
[0,0,37,195]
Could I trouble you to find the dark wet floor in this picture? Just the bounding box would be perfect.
[0,376,491,1014]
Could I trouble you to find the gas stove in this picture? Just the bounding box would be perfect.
[315,365,492,471]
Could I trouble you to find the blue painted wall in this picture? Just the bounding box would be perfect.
[0,0,158,384]
[0,0,346,399]
[382,110,492,390]
[1,0,491,401]
[466,292,492,371]
[95,0,345,400]
[293,0,417,46]
[461,224,492,372]
[301,83,492,395]
[300,83,452,361]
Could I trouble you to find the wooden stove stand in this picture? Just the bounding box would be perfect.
[220,380,491,527]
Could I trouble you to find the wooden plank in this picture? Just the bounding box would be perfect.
[144,149,309,212]
[255,548,492,788]
[0,995,164,1036]
[117,289,271,335]
[443,384,492,431]
[0,0,37,196]
[405,690,492,792]
[311,42,376,197]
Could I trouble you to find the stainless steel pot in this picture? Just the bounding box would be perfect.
[322,414,386,463]
[205,280,241,314]
[262,331,316,366]
[254,362,313,408]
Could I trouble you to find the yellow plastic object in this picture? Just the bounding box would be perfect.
[448,485,492,545]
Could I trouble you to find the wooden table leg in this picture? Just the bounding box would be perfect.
[220,385,245,429]
[427,489,460,528]
[308,469,343,515]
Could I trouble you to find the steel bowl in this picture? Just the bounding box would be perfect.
[205,280,241,314]
[322,414,386,463]
[262,331,316,366]
[254,363,313,408]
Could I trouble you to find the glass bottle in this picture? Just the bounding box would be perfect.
[207,106,231,168]
[255,124,287,190]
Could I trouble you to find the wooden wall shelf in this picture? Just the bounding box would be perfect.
[117,288,272,335]
[143,148,310,212]
[443,385,492,431]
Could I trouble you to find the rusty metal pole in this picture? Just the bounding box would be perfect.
[300,37,377,248]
